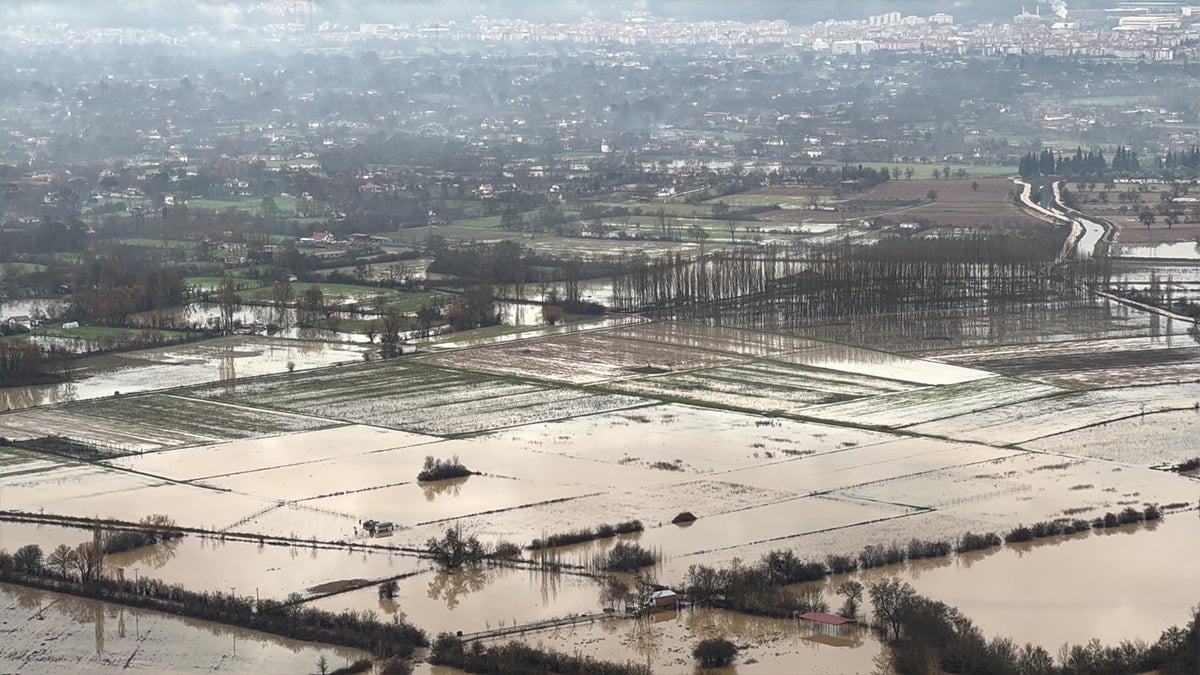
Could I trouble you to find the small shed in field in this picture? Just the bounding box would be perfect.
[649,590,679,609]
[798,611,860,644]
[799,612,855,626]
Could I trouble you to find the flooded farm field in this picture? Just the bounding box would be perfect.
[306,566,605,636]
[106,425,433,481]
[0,583,365,673]
[796,514,1200,650]
[919,332,1200,389]
[500,607,885,675]
[0,336,367,412]
[1024,408,1200,465]
[189,359,651,436]
[3,313,1200,672]
[0,394,336,454]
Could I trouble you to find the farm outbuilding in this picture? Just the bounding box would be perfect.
[649,590,679,609]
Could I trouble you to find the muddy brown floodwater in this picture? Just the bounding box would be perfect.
[0,582,365,673]
[486,607,886,675]
[794,512,1200,650]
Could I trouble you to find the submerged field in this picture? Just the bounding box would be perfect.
[0,583,365,673]
[2,312,1199,667]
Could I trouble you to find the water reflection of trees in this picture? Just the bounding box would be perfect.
[426,567,490,609]
[104,536,182,572]
[421,476,469,501]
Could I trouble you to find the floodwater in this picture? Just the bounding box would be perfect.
[306,566,606,636]
[796,513,1200,650]
[0,336,367,411]
[509,607,885,675]
[109,425,434,482]
[1116,241,1200,260]
[0,520,94,554]
[102,535,426,601]
[0,582,365,673]
[0,298,67,321]
[777,345,992,386]
[423,315,641,351]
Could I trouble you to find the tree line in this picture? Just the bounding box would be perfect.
[612,230,1064,320]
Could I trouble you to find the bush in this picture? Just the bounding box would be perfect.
[955,531,1001,553]
[528,520,643,550]
[329,660,373,675]
[378,658,413,675]
[826,554,858,574]
[858,542,905,569]
[417,455,472,482]
[491,541,522,559]
[1004,524,1033,544]
[1144,504,1162,521]
[693,637,738,668]
[378,579,399,599]
[671,511,697,524]
[906,538,952,560]
[603,542,657,571]
[1118,506,1145,525]
[429,633,651,675]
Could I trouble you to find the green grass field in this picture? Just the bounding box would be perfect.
[33,325,194,340]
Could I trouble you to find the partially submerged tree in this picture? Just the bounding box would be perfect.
[47,544,79,579]
[693,637,738,668]
[426,526,486,569]
[836,579,864,619]
[869,576,918,640]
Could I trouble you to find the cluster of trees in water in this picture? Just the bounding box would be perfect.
[684,509,1167,622]
[611,230,1065,318]
[0,337,69,385]
[428,633,651,675]
[875,576,1198,675]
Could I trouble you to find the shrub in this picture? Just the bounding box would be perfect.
[528,520,642,550]
[491,541,521,559]
[858,542,905,569]
[378,658,413,675]
[693,637,738,668]
[1144,504,1162,521]
[417,455,472,482]
[826,554,858,574]
[378,579,399,599]
[378,659,413,675]
[955,531,1001,553]
[613,519,643,534]
[1004,524,1033,544]
[1118,506,1145,525]
[429,634,651,675]
[603,542,657,571]
[1171,457,1200,472]
[906,538,952,560]
[329,660,373,675]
